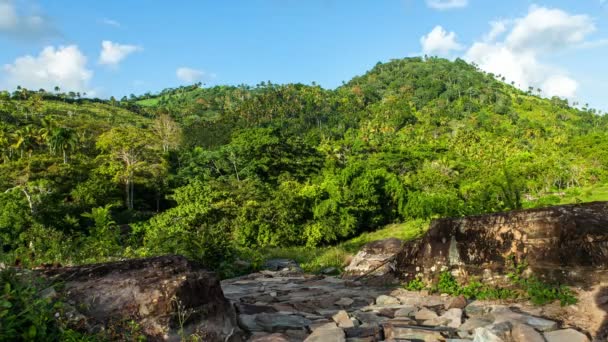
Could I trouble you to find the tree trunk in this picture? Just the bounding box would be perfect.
[63,149,67,164]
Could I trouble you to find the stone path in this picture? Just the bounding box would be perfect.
[221,269,591,342]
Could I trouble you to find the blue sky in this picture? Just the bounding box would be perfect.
[0,0,607,110]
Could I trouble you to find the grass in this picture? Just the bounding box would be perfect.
[252,219,429,274]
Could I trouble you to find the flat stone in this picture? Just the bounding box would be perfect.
[239,314,263,332]
[459,317,494,333]
[335,297,355,307]
[512,324,545,342]
[333,310,355,328]
[442,308,463,329]
[316,309,340,318]
[344,326,383,339]
[415,307,439,321]
[254,313,311,332]
[376,295,400,306]
[544,329,590,342]
[248,332,290,342]
[422,317,449,326]
[383,324,445,341]
[394,305,418,317]
[237,303,278,315]
[376,308,396,318]
[352,312,389,326]
[492,308,557,332]
[304,322,346,342]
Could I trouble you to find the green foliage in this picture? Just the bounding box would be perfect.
[405,275,425,291]
[0,269,61,341]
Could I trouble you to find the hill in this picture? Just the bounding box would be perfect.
[0,57,607,274]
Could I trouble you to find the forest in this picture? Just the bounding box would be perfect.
[1,57,607,275]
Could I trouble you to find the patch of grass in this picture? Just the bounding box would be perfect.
[248,219,429,274]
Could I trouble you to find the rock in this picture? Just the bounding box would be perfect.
[492,308,557,332]
[304,322,346,342]
[383,324,445,341]
[464,302,491,317]
[376,308,396,318]
[544,329,590,342]
[344,238,403,277]
[442,308,463,329]
[321,267,339,275]
[344,326,383,339]
[472,322,512,342]
[375,295,400,306]
[40,255,241,341]
[236,303,278,315]
[459,317,494,333]
[263,259,302,272]
[395,202,608,287]
[511,324,545,342]
[446,295,468,310]
[333,310,355,328]
[394,305,417,317]
[248,332,290,341]
[39,286,58,300]
[239,314,263,332]
[335,297,355,307]
[415,307,439,321]
[422,317,449,327]
[352,312,389,326]
[254,313,311,332]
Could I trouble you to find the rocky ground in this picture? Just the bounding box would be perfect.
[221,264,593,342]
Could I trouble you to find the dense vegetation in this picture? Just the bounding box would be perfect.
[1,57,607,275]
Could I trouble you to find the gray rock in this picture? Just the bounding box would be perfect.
[446,295,468,310]
[422,317,449,326]
[352,312,389,326]
[511,324,545,342]
[415,307,439,321]
[544,329,590,342]
[321,267,339,275]
[333,310,355,328]
[394,305,417,318]
[344,238,403,277]
[375,295,400,306]
[239,314,263,332]
[335,297,355,307]
[492,308,557,332]
[254,313,311,332]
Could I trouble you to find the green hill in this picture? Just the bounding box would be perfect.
[0,57,606,273]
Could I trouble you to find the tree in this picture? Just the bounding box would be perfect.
[48,127,78,164]
[96,127,159,210]
[152,113,182,153]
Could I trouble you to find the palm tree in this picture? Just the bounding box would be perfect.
[49,127,78,163]
[11,126,39,159]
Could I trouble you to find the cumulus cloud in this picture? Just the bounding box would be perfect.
[2,45,92,93]
[0,0,58,40]
[426,0,468,10]
[99,41,142,66]
[464,5,597,99]
[176,67,207,83]
[420,26,463,57]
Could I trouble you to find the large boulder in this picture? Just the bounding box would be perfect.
[396,202,608,286]
[41,255,242,341]
[344,238,403,279]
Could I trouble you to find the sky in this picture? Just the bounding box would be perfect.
[0,0,607,110]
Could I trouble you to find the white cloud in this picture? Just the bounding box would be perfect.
[176,67,206,83]
[465,5,597,99]
[0,0,58,40]
[100,18,121,28]
[420,26,463,57]
[2,45,92,93]
[426,0,468,10]
[99,40,142,66]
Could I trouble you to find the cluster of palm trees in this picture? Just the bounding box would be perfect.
[0,119,78,163]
